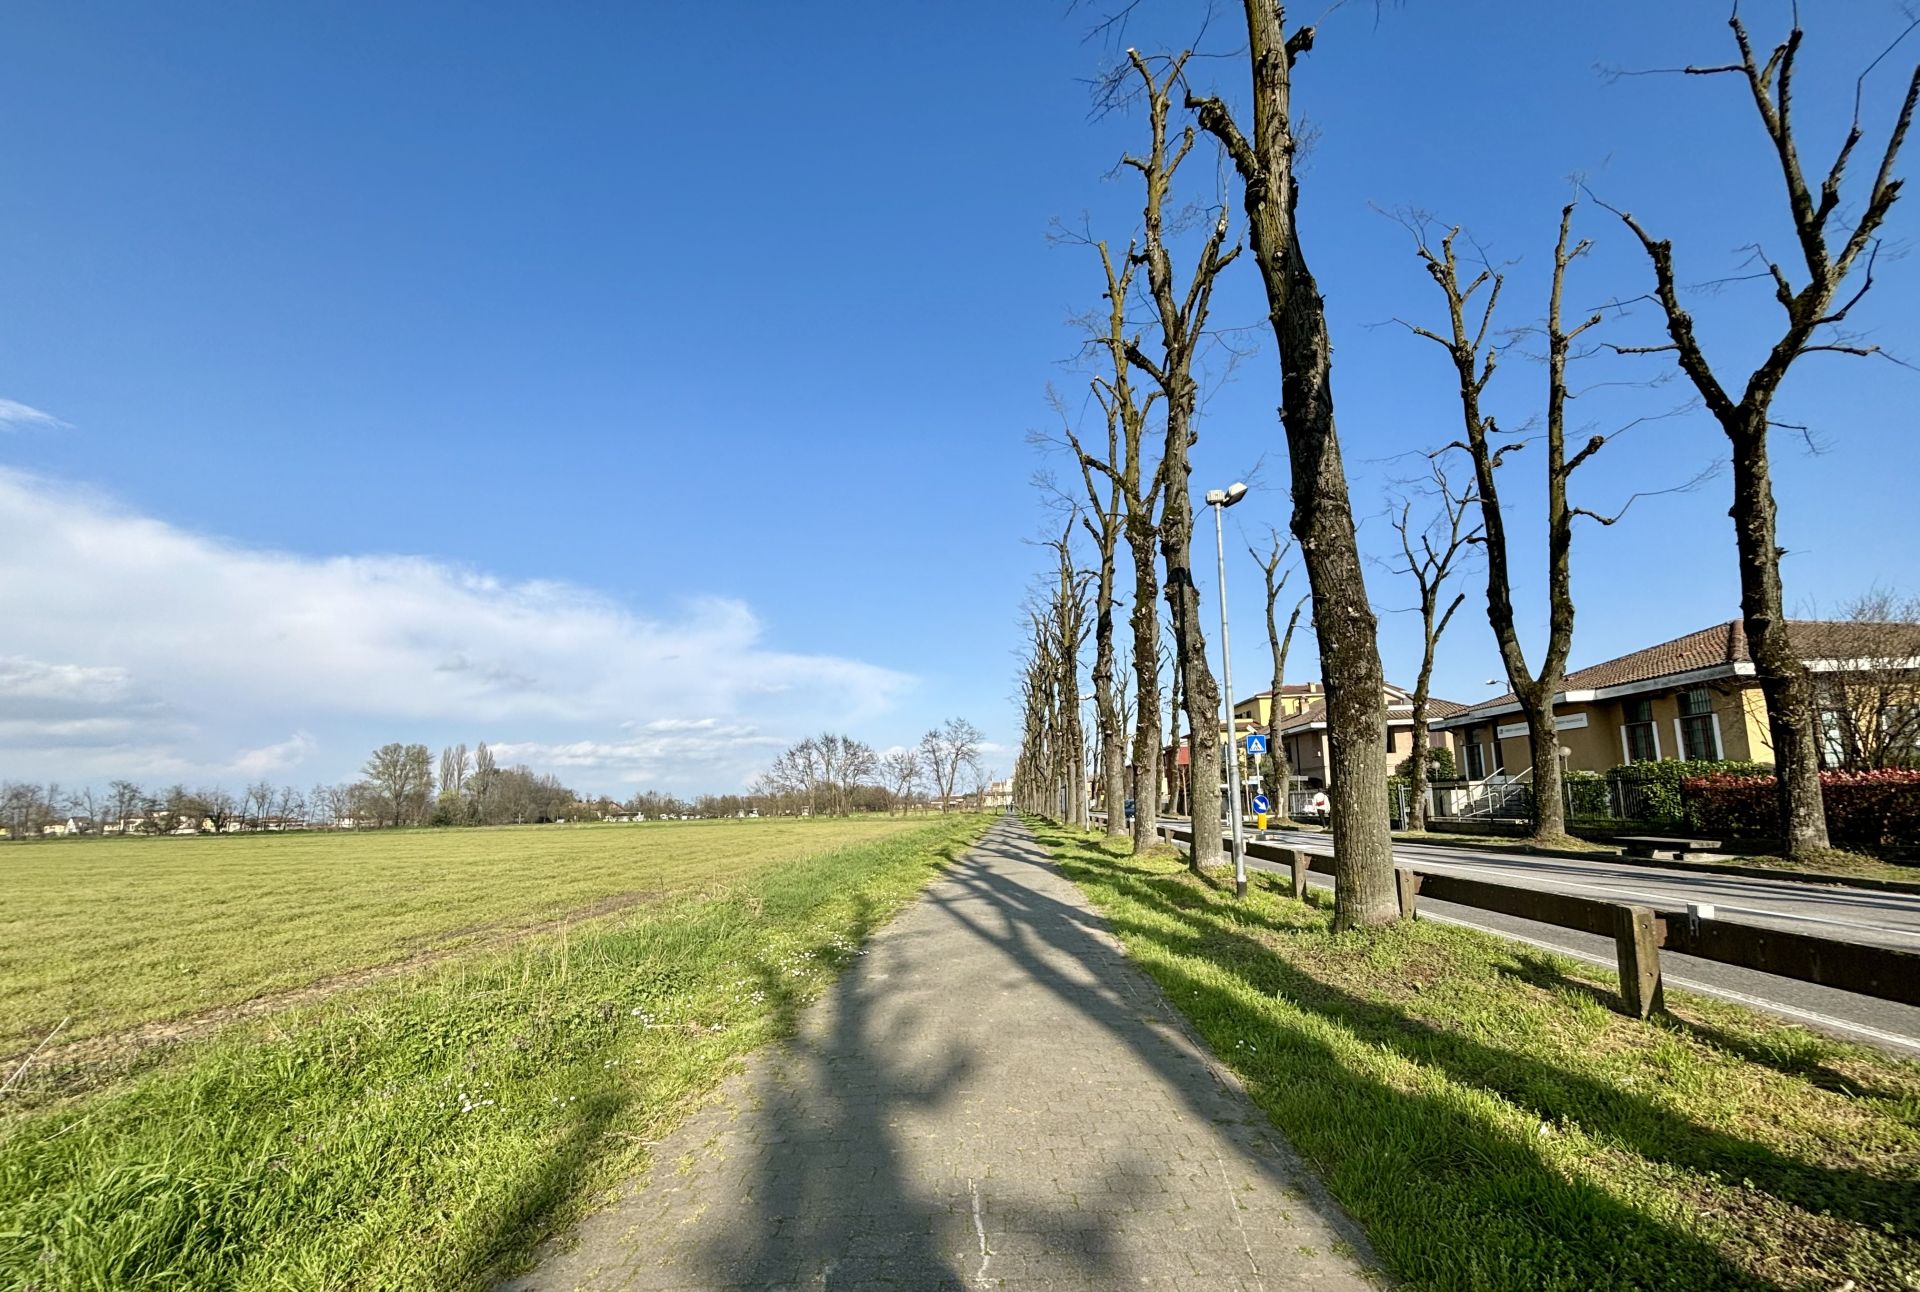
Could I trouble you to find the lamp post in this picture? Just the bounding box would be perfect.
[1206,481,1250,899]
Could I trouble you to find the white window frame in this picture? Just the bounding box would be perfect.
[1673,712,1723,761]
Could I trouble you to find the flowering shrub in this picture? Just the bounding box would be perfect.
[1608,759,1773,826]
[1681,769,1920,848]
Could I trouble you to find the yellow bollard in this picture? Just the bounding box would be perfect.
[1255,813,1268,830]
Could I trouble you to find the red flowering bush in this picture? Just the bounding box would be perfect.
[1681,769,1920,848]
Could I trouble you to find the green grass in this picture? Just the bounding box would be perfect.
[1034,819,1920,1292]
[0,814,991,1291]
[1,817,942,1056]
[1725,847,1920,886]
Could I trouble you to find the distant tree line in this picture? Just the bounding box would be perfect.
[751,719,990,817]
[3,721,996,840]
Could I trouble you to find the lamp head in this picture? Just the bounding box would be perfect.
[1204,488,1227,506]
[1224,481,1249,506]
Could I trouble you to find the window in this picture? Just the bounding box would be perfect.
[1463,738,1485,781]
[1819,706,1846,769]
[1623,697,1658,763]
[1679,687,1719,761]
[1386,729,1398,754]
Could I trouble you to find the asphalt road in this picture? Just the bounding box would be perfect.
[1150,816,1920,1056]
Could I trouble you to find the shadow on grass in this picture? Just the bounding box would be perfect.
[657,818,1773,1292]
[1492,946,1917,1105]
[1040,823,1917,1280]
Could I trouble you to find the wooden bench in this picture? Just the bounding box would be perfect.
[1617,835,1723,861]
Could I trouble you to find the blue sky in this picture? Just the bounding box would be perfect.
[1,1,1914,795]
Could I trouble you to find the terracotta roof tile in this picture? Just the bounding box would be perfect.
[1269,693,1469,732]
[1449,619,1920,720]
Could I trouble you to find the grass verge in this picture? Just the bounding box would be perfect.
[1723,847,1920,886]
[1033,819,1920,1292]
[0,814,990,1291]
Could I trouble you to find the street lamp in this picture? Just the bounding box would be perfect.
[1205,481,1250,899]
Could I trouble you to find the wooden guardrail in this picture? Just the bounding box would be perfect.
[1134,819,1920,1020]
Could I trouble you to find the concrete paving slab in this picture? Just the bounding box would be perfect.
[505,816,1379,1291]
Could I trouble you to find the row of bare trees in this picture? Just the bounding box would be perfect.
[1015,3,1916,914]
[753,720,989,817]
[1019,23,1398,924]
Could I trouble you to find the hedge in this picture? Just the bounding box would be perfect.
[1682,769,1920,849]
[1607,759,1774,827]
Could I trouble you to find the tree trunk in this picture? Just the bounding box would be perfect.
[1192,9,1395,927]
[1262,600,1301,824]
[1163,479,1222,877]
[1520,690,1566,838]
[1128,529,1163,852]
[1090,514,1128,841]
[1730,421,1830,855]
[1407,700,1429,833]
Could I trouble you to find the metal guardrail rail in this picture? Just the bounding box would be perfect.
[1116,817,1920,1020]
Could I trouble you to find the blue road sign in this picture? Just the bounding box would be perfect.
[1245,733,1268,755]
[1251,793,1272,814]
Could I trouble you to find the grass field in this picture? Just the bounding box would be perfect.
[1035,820,1920,1292]
[0,817,940,1058]
[0,814,991,1290]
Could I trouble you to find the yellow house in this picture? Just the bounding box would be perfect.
[1230,681,1324,732]
[1229,680,1465,789]
[1429,619,1913,778]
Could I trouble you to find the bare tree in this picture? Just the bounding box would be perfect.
[1121,50,1238,877]
[1602,11,1919,858]
[1187,12,1398,925]
[1249,528,1308,823]
[822,733,879,817]
[1069,235,1171,852]
[1388,458,1480,832]
[362,743,432,828]
[1817,591,1920,771]
[1045,520,1093,829]
[244,780,275,829]
[437,741,470,810]
[468,742,498,824]
[107,779,143,832]
[881,747,922,814]
[1400,207,1607,842]
[1059,400,1129,840]
[921,718,985,814]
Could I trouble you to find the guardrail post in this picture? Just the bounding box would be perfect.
[1288,849,1308,901]
[1613,905,1664,1019]
[1396,869,1421,920]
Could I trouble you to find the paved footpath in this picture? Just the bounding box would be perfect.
[507,816,1378,1292]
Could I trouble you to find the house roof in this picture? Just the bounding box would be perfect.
[1441,618,1920,725]
[1272,693,1469,734]
[1238,682,1323,702]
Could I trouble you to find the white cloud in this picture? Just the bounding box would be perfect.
[491,722,788,784]
[0,469,912,790]
[230,731,318,778]
[0,657,131,704]
[0,398,68,431]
